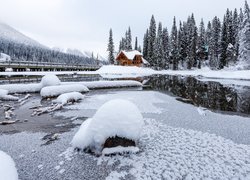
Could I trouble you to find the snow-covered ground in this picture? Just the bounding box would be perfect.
[1,90,250,179]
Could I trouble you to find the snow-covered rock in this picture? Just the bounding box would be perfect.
[0,151,18,180]
[71,99,144,154]
[53,92,85,105]
[5,68,13,72]
[40,84,89,98]
[40,74,61,87]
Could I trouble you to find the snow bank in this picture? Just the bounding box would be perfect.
[0,83,42,94]
[53,92,85,105]
[40,74,61,87]
[63,80,142,89]
[96,65,156,77]
[0,89,19,101]
[163,67,250,80]
[0,151,18,180]
[40,84,89,98]
[0,74,61,94]
[71,99,144,154]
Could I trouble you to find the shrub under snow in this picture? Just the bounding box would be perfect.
[40,84,89,98]
[71,99,144,154]
[0,151,18,180]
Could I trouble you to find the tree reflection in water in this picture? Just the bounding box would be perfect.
[145,75,250,115]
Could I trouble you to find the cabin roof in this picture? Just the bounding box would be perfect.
[120,50,142,60]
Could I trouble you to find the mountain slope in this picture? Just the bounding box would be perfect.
[0,22,46,48]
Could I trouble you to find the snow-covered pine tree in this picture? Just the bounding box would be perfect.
[143,29,149,60]
[134,37,138,50]
[107,28,115,64]
[219,15,228,69]
[126,27,133,50]
[197,19,206,69]
[154,22,164,69]
[138,45,142,53]
[210,16,221,69]
[147,15,157,66]
[170,17,179,70]
[162,27,170,69]
[178,21,186,68]
[233,8,240,59]
[238,0,250,69]
[186,14,198,69]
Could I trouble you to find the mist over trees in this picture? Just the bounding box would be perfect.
[115,1,250,70]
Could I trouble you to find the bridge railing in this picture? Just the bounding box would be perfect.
[0,60,101,69]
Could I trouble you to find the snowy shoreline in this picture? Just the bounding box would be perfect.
[1,65,250,81]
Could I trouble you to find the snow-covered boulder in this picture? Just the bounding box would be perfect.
[71,99,144,155]
[0,151,18,180]
[5,68,13,72]
[53,92,85,105]
[40,84,89,98]
[40,74,61,87]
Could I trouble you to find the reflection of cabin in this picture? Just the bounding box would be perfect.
[116,50,149,67]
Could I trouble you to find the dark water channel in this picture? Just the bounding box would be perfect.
[145,75,250,116]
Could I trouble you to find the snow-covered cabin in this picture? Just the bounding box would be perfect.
[116,50,149,67]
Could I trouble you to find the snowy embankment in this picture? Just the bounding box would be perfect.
[0,89,19,101]
[0,74,142,95]
[0,151,18,180]
[96,65,157,78]
[72,99,144,155]
[62,80,142,89]
[41,84,89,98]
[163,67,250,80]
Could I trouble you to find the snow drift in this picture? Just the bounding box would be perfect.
[71,99,144,154]
[40,84,89,98]
[0,151,18,180]
[0,89,19,101]
[53,92,85,105]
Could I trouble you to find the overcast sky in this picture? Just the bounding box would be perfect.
[0,0,245,56]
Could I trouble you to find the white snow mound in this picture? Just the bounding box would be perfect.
[40,84,89,98]
[0,151,18,180]
[53,92,85,105]
[71,99,144,154]
[40,74,61,87]
[0,89,19,101]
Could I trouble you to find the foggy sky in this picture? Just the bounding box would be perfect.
[0,0,245,56]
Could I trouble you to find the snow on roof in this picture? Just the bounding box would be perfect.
[121,50,142,60]
[142,57,149,65]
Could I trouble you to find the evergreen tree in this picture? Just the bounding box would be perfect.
[134,37,138,50]
[143,29,149,60]
[147,15,157,66]
[186,14,198,69]
[170,17,179,70]
[154,22,164,69]
[162,27,170,69]
[138,45,142,53]
[197,19,206,69]
[126,27,133,50]
[210,16,221,69]
[219,15,228,69]
[238,0,250,69]
[107,28,115,64]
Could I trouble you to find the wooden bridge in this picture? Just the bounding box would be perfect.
[0,60,101,72]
